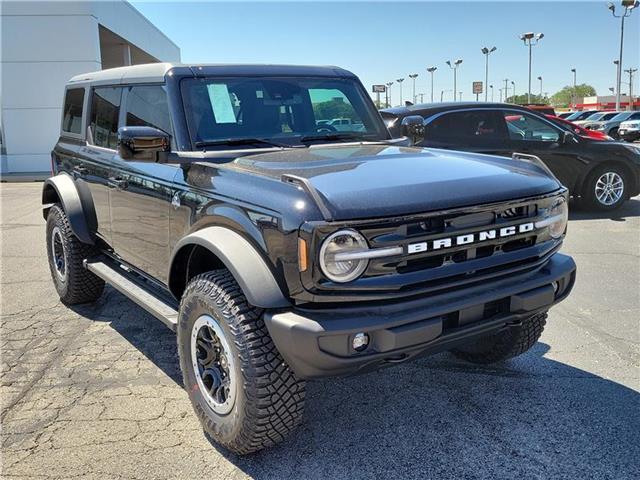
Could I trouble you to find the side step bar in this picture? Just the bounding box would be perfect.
[84,259,178,331]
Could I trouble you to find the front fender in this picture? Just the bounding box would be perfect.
[169,226,290,308]
[42,173,97,244]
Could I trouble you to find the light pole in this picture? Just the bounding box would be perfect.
[624,67,637,109]
[499,88,504,102]
[608,1,639,110]
[511,80,516,102]
[385,81,393,107]
[427,66,437,102]
[446,59,463,101]
[537,76,543,98]
[503,78,509,102]
[440,89,452,102]
[409,74,419,103]
[490,84,494,102]
[396,78,405,106]
[520,32,544,104]
[481,46,497,102]
[571,68,577,109]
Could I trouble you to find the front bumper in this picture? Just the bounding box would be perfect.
[619,128,640,142]
[265,253,576,379]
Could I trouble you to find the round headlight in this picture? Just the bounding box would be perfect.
[319,229,369,283]
[548,196,568,239]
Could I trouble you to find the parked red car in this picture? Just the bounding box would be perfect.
[545,115,611,141]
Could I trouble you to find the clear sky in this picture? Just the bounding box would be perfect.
[131,0,640,105]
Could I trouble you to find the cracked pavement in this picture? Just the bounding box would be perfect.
[1,183,638,479]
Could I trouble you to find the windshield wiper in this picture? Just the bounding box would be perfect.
[195,138,303,149]
[299,132,380,144]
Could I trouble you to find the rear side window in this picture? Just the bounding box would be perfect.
[62,88,85,134]
[124,86,172,135]
[425,110,507,144]
[90,87,122,149]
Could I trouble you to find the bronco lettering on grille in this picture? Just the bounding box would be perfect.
[407,222,535,254]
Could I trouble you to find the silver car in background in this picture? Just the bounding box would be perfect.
[576,111,619,128]
[589,111,640,139]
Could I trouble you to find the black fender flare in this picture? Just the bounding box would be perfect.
[42,173,97,245]
[169,227,290,308]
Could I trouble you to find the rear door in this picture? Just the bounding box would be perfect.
[420,109,512,156]
[108,84,177,283]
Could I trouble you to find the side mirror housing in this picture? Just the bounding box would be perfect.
[400,115,425,145]
[561,130,577,145]
[117,126,170,161]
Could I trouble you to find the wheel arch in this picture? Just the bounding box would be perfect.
[168,226,290,308]
[42,173,97,244]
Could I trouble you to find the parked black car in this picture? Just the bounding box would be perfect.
[45,65,576,454]
[381,103,640,210]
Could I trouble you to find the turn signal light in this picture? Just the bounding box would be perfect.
[298,238,308,272]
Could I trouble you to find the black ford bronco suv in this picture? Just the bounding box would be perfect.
[45,63,576,454]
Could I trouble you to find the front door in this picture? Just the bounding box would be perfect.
[108,85,177,283]
[502,111,581,190]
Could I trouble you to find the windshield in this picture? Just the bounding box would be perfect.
[587,112,606,121]
[181,76,387,149]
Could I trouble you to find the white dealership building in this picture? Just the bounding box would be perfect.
[1,0,180,180]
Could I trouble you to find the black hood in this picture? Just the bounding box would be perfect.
[231,144,561,220]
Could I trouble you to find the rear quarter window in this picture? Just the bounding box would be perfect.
[62,88,85,135]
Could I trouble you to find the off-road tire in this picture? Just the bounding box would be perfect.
[580,164,628,211]
[177,270,306,455]
[451,312,547,364]
[46,204,105,304]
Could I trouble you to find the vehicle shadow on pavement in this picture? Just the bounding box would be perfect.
[569,197,640,222]
[72,293,639,480]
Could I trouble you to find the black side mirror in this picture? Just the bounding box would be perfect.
[401,115,425,145]
[560,130,577,145]
[117,126,170,161]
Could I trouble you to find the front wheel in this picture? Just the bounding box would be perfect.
[581,165,628,211]
[177,270,305,455]
[451,312,547,364]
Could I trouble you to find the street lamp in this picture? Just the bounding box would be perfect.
[409,74,419,103]
[624,67,638,110]
[511,80,516,102]
[427,66,437,102]
[571,68,577,109]
[519,31,544,104]
[385,81,394,107]
[608,1,639,110]
[537,76,543,98]
[481,46,497,102]
[446,59,463,101]
[499,87,504,102]
[490,84,494,102]
[503,78,509,102]
[396,78,405,106]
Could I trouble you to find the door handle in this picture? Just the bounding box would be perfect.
[108,176,128,190]
[72,166,88,177]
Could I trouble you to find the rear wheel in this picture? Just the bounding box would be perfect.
[581,165,628,211]
[451,312,547,364]
[46,204,104,304]
[177,270,305,455]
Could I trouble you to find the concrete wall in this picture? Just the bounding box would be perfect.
[1,1,180,178]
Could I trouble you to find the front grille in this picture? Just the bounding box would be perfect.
[311,193,562,298]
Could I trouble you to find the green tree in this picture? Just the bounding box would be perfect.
[505,94,549,105]
[550,84,597,108]
[313,99,357,122]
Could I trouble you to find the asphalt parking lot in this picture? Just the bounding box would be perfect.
[1,182,638,480]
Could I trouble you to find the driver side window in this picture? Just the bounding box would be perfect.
[504,112,559,142]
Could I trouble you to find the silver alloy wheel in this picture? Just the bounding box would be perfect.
[50,226,67,281]
[190,315,237,415]
[595,171,624,206]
